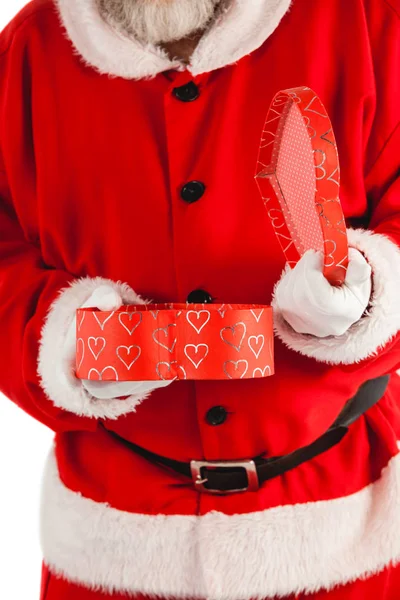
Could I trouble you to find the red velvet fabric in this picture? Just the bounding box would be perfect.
[0,0,399,457]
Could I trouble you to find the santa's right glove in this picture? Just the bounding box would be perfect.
[38,277,172,420]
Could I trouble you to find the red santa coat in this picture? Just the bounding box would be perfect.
[1,0,400,598]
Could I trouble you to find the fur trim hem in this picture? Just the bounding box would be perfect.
[37,276,150,419]
[55,0,292,80]
[41,446,400,598]
[272,229,400,365]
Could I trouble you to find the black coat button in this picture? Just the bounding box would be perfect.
[173,82,200,102]
[187,289,213,304]
[181,181,206,204]
[206,406,228,426]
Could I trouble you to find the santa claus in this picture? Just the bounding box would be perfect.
[0,0,400,598]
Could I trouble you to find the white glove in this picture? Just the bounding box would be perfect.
[274,248,372,338]
[66,284,172,400]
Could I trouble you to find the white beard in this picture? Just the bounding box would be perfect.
[96,0,222,45]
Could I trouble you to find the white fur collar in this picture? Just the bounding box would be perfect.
[55,0,292,79]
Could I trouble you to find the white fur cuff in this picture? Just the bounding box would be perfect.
[272,229,400,365]
[37,276,150,419]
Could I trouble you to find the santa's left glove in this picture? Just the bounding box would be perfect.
[274,247,372,338]
[37,277,171,420]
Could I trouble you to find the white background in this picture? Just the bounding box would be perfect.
[0,5,53,600]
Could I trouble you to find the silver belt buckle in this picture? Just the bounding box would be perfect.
[190,459,259,494]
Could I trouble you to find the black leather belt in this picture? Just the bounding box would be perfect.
[107,376,389,495]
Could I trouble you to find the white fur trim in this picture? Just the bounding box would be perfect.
[37,276,150,419]
[41,447,400,598]
[273,229,400,365]
[55,0,292,80]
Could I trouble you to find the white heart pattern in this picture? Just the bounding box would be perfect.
[223,360,249,379]
[116,345,141,370]
[250,309,264,323]
[314,149,327,181]
[324,239,337,268]
[220,322,246,352]
[304,94,328,118]
[76,338,85,372]
[186,310,211,334]
[253,366,271,378]
[77,312,86,331]
[268,208,285,229]
[88,366,119,381]
[276,232,296,254]
[118,311,142,336]
[248,335,265,359]
[152,324,177,354]
[218,304,232,318]
[184,344,209,369]
[88,337,106,361]
[156,361,187,381]
[93,311,115,331]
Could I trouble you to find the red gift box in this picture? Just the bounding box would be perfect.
[75,303,274,382]
[255,86,349,286]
